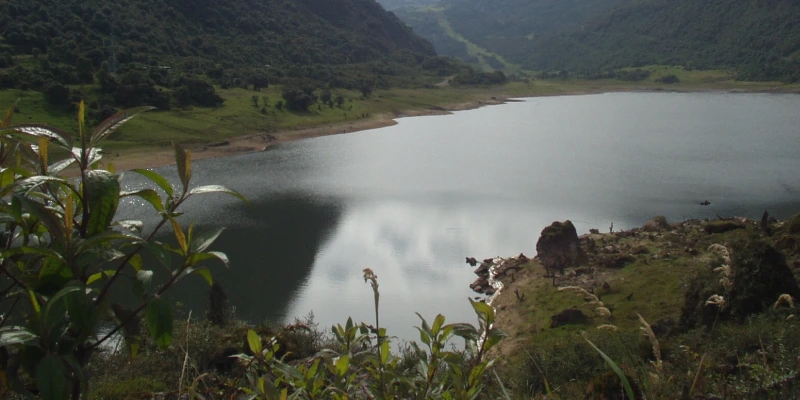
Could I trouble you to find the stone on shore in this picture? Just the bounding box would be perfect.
[536,220,585,276]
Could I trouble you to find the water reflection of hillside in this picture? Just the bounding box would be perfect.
[164,193,342,323]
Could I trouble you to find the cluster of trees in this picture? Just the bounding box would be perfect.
[395,0,800,81]
[452,70,508,85]
[0,0,493,113]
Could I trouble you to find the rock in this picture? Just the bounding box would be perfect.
[473,263,490,275]
[596,254,636,269]
[550,308,590,328]
[517,253,529,262]
[575,266,593,276]
[470,277,490,293]
[700,200,711,206]
[589,228,600,234]
[465,257,478,266]
[704,220,745,234]
[536,220,585,276]
[642,216,670,232]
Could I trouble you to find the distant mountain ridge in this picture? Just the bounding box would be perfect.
[0,0,434,70]
[389,0,800,80]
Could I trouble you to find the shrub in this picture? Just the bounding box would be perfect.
[0,102,245,399]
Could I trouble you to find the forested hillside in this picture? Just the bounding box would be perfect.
[394,0,800,81]
[0,0,471,115]
[378,0,439,11]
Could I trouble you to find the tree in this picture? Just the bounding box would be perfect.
[43,82,71,106]
[174,78,224,107]
[0,103,246,399]
[281,86,317,112]
[320,90,332,104]
[360,82,374,98]
[250,74,269,91]
[250,95,259,107]
[334,94,345,108]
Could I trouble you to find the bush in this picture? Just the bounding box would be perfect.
[656,74,680,84]
[0,102,246,399]
[174,78,224,107]
[43,82,71,106]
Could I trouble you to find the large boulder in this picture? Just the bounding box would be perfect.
[642,216,670,232]
[536,220,584,276]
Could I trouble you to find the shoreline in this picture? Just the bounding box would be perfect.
[107,83,799,171]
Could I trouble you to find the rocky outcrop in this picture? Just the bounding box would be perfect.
[704,220,745,234]
[468,254,530,296]
[536,220,585,276]
[642,216,670,232]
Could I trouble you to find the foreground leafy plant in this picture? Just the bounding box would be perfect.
[0,102,245,399]
[234,269,506,400]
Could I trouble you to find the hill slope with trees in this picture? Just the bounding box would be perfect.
[0,0,477,115]
[393,0,800,81]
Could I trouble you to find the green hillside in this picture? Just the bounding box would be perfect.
[0,0,478,118]
[394,0,800,81]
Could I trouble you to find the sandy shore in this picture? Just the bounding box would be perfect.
[107,96,516,171]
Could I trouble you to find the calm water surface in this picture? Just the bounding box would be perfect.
[119,92,800,341]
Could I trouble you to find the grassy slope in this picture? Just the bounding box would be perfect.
[2,68,798,158]
[433,12,521,72]
[490,217,800,398]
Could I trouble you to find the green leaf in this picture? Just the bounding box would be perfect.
[335,354,350,376]
[84,170,121,236]
[48,158,76,175]
[448,323,479,342]
[145,242,171,269]
[91,107,155,146]
[63,285,94,341]
[114,219,143,234]
[188,185,249,205]
[3,124,73,149]
[168,216,188,254]
[432,314,445,336]
[173,142,191,194]
[11,176,69,197]
[189,227,224,254]
[584,336,636,400]
[145,298,173,349]
[133,270,154,298]
[0,167,15,187]
[71,147,103,168]
[75,231,144,255]
[5,246,65,261]
[131,169,174,197]
[470,298,494,318]
[380,340,390,365]
[0,326,39,347]
[187,251,230,269]
[86,270,116,285]
[120,189,164,212]
[247,329,262,354]
[43,284,81,332]
[189,267,213,286]
[36,354,68,400]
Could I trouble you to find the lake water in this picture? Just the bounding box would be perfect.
[119,92,800,341]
